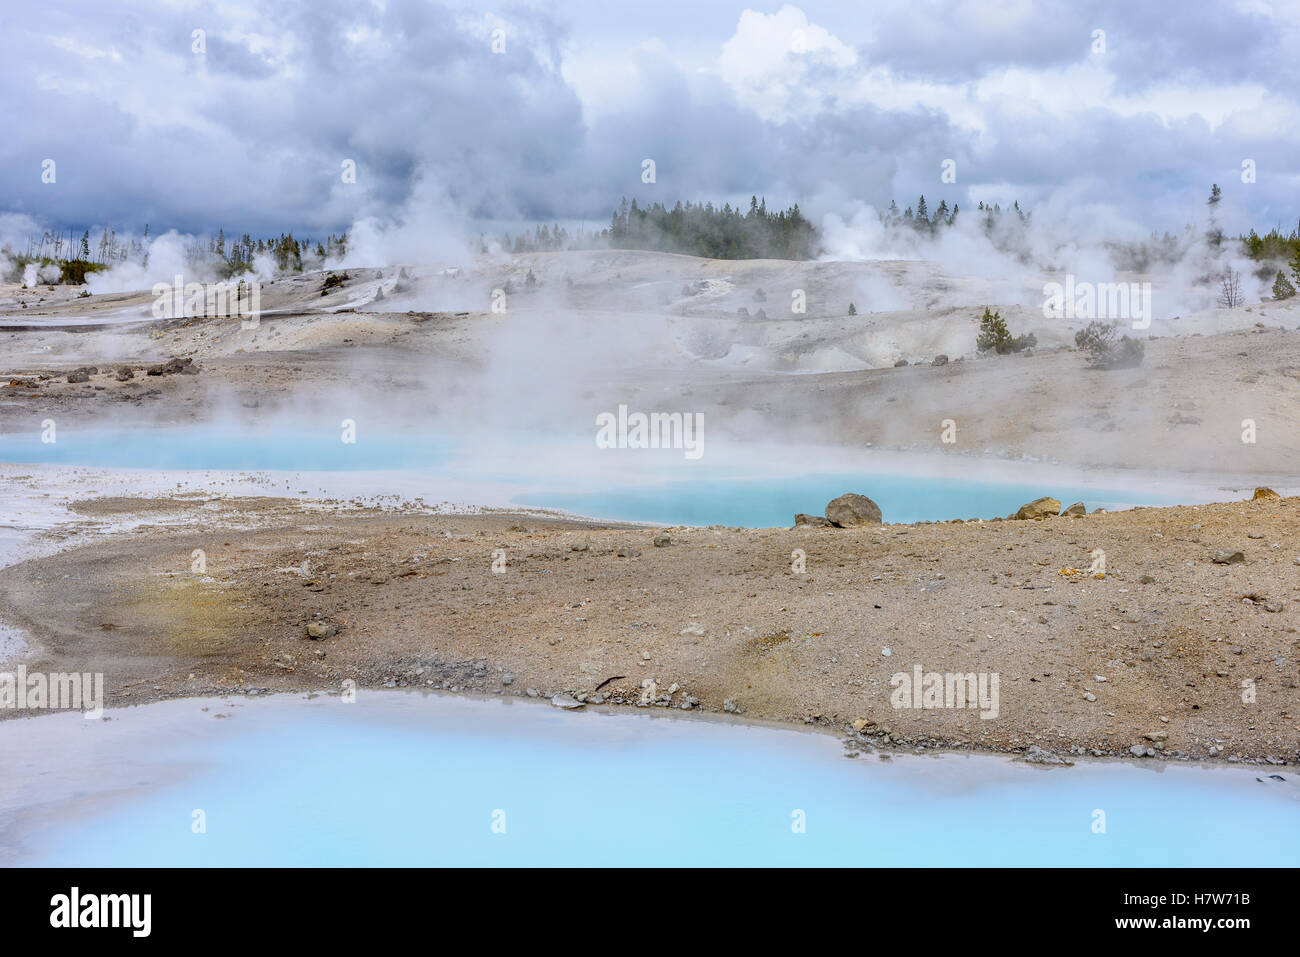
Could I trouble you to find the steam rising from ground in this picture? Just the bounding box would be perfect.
[818,193,1270,321]
[336,171,475,272]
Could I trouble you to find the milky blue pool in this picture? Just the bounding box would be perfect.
[0,427,456,472]
[0,426,1182,526]
[13,694,1297,867]
[514,474,1181,526]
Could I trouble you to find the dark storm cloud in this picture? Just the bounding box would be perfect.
[0,0,1293,241]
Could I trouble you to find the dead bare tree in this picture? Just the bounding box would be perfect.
[1218,268,1243,308]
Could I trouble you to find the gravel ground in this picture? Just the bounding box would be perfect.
[1,492,1296,765]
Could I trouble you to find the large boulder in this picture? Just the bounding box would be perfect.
[1252,487,1281,502]
[1015,497,1061,520]
[825,494,883,527]
[1061,501,1087,517]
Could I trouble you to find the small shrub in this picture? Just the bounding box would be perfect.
[848,302,857,315]
[321,271,349,295]
[976,307,1036,354]
[1075,321,1144,369]
[58,259,107,285]
[1272,270,1295,300]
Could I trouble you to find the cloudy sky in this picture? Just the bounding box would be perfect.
[3,0,1297,242]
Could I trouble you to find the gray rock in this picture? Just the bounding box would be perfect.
[825,493,883,527]
[932,354,949,366]
[304,621,337,639]
[1061,501,1087,517]
[551,694,584,710]
[145,356,195,377]
[794,513,834,527]
[1211,550,1246,565]
[1023,745,1067,765]
[652,533,672,547]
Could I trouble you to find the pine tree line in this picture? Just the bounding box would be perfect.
[3,227,350,283]
[607,196,818,260]
[880,195,1033,235]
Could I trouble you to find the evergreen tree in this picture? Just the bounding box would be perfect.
[976,306,1036,354]
[976,307,1010,352]
[1207,184,1224,247]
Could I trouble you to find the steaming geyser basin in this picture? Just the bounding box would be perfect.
[0,426,1186,526]
[7,693,1298,867]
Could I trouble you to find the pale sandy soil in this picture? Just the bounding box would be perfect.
[1,250,1298,764]
[0,492,1296,764]
[3,250,1298,479]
